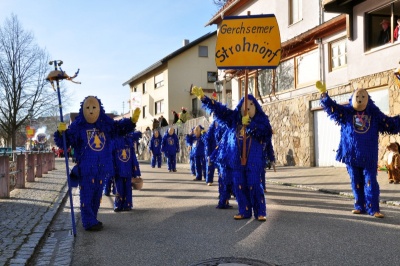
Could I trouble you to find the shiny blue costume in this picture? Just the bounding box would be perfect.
[161,130,180,172]
[54,96,135,230]
[321,92,400,215]
[202,95,273,218]
[149,130,162,168]
[203,121,218,184]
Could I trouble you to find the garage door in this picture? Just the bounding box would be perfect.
[314,110,345,167]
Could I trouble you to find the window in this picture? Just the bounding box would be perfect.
[192,98,204,118]
[133,86,137,93]
[276,59,294,92]
[154,73,164,89]
[142,82,147,94]
[289,0,302,25]
[365,1,400,50]
[142,106,147,118]
[330,38,347,71]
[258,69,274,96]
[199,46,208,57]
[296,49,318,86]
[207,71,217,83]
[155,100,164,115]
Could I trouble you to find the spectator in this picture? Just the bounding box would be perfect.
[172,110,179,124]
[159,115,169,127]
[152,118,160,130]
[178,107,189,123]
[394,18,400,42]
[378,19,391,45]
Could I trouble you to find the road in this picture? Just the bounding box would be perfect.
[32,162,400,266]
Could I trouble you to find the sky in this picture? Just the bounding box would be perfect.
[0,0,219,114]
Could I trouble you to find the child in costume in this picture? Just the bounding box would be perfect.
[130,131,142,178]
[385,142,400,184]
[186,125,206,181]
[54,96,140,231]
[185,127,196,176]
[316,81,400,218]
[149,129,162,168]
[203,120,218,186]
[192,86,273,221]
[113,134,135,212]
[161,127,180,172]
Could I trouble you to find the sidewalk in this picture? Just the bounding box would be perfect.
[1,160,399,265]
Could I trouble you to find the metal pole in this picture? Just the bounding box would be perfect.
[51,60,77,236]
[241,69,249,166]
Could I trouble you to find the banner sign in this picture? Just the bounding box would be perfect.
[26,126,35,138]
[215,14,281,69]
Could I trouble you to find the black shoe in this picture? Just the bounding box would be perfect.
[86,222,103,231]
[114,208,122,212]
[173,169,177,172]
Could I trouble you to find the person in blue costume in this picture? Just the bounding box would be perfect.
[208,123,235,209]
[129,130,142,178]
[149,129,162,168]
[54,96,140,231]
[186,125,206,181]
[185,127,196,176]
[113,134,136,212]
[192,86,273,221]
[316,81,400,218]
[161,127,180,172]
[203,120,218,186]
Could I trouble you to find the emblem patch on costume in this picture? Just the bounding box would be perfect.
[118,147,130,162]
[154,139,160,147]
[87,129,106,151]
[353,114,370,133]
[168,137,175,146]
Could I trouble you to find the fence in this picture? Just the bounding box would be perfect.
[0,151,56,198]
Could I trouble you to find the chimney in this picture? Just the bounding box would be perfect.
[183,39,189,46]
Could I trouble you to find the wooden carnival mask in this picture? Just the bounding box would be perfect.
[83,96,100,124]
[241,98,256,118]
[352,89,368,111]
[194,125,202,137]
[168,127,175,135]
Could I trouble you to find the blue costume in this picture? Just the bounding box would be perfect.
[320,91,400,216]
[185,126,206,181]
[203,121,218,185]
[161,128,180,172]
[130,131,142,178]
[149,130,162,168]
[185,127,196,176]
[261,140,275,191]
[113,134,135,212]
[54,96,135,231]
[201,94,273,220]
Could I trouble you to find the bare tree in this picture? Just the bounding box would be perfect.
[0,14,66,149]
[213,0,229,8]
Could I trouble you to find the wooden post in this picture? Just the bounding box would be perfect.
[42,152,48,174]
[241,69,249,166]
[27,153,35,182]
[0,156,10,198]
[15,154,26,189]
[36,153,42,177]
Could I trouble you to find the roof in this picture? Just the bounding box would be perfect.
[122,30,217,86]
[205,0,253,26]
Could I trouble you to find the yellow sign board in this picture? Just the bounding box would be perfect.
[215,14,281,69]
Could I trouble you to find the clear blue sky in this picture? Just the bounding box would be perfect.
[0,1,219,114]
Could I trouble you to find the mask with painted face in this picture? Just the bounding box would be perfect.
[83,96,100,124]
[352,89,368,111]
[240,98,256,118]
[168,127,175,135]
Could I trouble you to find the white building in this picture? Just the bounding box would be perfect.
[206,0,400,167]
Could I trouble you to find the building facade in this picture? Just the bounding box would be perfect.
[206,0,400,167]
[123,31,230,132]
